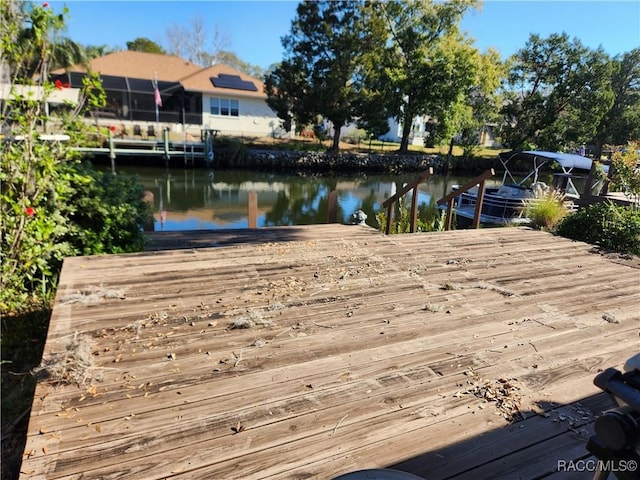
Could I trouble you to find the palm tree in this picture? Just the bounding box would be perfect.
[2,1,86,82]
[84,44,114,61]
[50,36,87,72]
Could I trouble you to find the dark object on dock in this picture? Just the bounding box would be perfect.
[147,125,156,139]
[350,209,368,225]
[133,124,142,137]
[332,469,425,479]
[587,354,640,480]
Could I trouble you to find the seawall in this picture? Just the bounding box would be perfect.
[216,149,445,173]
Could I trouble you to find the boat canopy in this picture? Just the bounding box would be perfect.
[499,150,595,171]
[498,150,609,185]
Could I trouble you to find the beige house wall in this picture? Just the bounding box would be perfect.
[201,95,286,139]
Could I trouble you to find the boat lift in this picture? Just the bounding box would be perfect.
[201,129,219,166]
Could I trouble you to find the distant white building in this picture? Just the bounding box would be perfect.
[380,116,501,148]
[380,116,428,146]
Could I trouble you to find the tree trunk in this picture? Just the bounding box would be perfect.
[331,124,342,151]
[447,137,455,160]
[593,140,604,161]
[399,96,415,154]
[399,118,412,154]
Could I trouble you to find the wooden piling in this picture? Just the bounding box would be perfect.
[247,191,258,229]
[327,190,339,223]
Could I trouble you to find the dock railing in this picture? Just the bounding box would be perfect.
[436,169,495,230]
[381,168,434,234]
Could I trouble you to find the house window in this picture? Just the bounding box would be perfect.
[210,98,239,117]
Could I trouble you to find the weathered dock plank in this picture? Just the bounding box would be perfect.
[20,225,639,479]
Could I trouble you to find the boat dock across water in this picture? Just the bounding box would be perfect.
[73,128,218,167]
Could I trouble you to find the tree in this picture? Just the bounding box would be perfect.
[500,33,614,151]
[264,58,308,134]
[456,48,505,158]
[50,36,87,70]
[84,44,116,60]
[351,2,394,140]
[1,0,68,81]
[368,0,481,153]
[216,50,264,78]
[592,48,640,159]
[417,33,486,147]
[165,17,212,65]
[265,1,383,150]
[164,19,263,75]
[126,36,165,54]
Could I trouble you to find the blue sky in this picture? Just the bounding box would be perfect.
[49,1,639,69]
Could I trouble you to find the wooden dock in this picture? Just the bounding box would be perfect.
[20,225,639,479]
[74,136,210,167]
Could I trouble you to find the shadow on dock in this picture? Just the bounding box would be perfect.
[388,391,613,479]
[144,225,368,251]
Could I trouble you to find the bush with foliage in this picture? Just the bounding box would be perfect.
[342,128,367,145]
[215,135,249,163]
[0,2,152,312]
[608,142,640,203]
[554,142,640,255]
[376,197,446,234]
[556,201,640,255]
[522,187,569,231]
[62,164,153,255]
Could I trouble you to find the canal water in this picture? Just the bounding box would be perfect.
[105,166,502,232]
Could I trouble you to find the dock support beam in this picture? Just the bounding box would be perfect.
[163,128,170,166]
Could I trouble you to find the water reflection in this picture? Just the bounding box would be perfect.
[105,166,499,231]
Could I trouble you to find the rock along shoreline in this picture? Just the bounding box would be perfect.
[216,149,448,174]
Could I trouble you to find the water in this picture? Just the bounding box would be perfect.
[105,166,499,232]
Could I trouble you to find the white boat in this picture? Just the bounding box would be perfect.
[452,150,608,226]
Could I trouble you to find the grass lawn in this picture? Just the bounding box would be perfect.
[244,135,505,159]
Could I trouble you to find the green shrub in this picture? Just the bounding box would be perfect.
[608,142,640,203]
[216,136,249,162]
[0,2,150,313]
[342,128,367,145]
[376,197,446,234]
[1,153,152,312]
[556,201,640,255]
[62,163,153,255]
[523,187,569,231]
